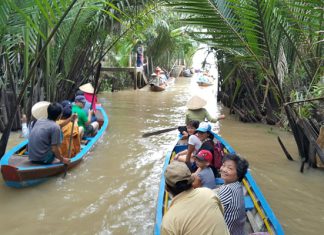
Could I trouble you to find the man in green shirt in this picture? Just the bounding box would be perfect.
[72,95,99,138]
[185,95,225,124]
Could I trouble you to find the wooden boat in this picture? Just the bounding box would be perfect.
[154,132,284,235]
[0,105,109,188]
[197,81,213,86]
[150,83,166,92]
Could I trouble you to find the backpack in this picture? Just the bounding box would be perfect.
[213,141,224,169]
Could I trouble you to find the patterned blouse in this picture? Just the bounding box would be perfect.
[217,181,246,235]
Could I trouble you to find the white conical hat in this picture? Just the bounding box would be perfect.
[186,96,207,110]
[79,83,94,94]
[31,101,50,119]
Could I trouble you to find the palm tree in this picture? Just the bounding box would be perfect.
[164,0,323,165]
[0,0,155,157]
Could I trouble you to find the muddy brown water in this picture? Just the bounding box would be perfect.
[1,77,323,235]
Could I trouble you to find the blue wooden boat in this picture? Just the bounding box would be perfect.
[197,81,213,86]
[0,105,109,188]
[154,132,284,235]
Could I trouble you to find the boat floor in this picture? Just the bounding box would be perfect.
[8,154,61,168]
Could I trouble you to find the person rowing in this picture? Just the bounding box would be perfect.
[185,95,225,125]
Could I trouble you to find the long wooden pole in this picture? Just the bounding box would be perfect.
[142,127,178,138]
[63,119,76,178]
[91,63,102,109]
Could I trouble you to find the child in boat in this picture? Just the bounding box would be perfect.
[192,150,216,189]
[56,106,80,158]
[174,120,201,165]
[185,95,225,124]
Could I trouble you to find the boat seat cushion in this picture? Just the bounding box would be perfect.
[245,196,254,210]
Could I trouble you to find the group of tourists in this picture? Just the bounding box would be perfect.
[197,71,214,84]
[22,83,99,166]
[161,95,250,235]
[150,66,171,87]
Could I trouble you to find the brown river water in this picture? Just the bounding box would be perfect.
[1,76,323,235]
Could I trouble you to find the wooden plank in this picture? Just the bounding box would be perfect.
[101,67,135,72]
[246,210,260,232]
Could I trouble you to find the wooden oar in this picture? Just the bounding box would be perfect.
[277,136,294,161]
[63,119,75,178]
[142,127,178,138]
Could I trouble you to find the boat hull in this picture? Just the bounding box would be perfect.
[150,84,166,92]
[0,106,109,188]
[154,133,284,235]
[197,81,213,86]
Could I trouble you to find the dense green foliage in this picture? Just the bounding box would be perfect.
[0,0,322,137]
[165,0,323,122]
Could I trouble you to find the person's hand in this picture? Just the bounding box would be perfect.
[71,113,78,122]
[174,154,179,160]
[182,131,189,138]
[21,114,27,123]
[89,109,94,115]
[62,157,71,165]
[218,114,226,120]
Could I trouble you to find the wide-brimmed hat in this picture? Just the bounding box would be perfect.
[31,101,50,119]
[79,83,94,94]
[164,161,194,188]
[186,96,207,110]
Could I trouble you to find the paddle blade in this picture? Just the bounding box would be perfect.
[142,127,178,138]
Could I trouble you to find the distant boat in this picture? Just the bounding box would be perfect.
[154,132,284,235]
[197,81,213,86]
[0,105,109,188]
[149,77,175,92]
[150,83,166,92]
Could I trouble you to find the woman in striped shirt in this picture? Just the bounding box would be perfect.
[215,154,249,235]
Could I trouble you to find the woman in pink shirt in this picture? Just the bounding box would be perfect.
[79,83,97,112]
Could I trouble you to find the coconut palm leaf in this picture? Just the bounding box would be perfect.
[166,0,322,101]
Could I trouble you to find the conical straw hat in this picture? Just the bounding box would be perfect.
[31,101,50,119]
[79,83,94,94]
[186,96,207,110]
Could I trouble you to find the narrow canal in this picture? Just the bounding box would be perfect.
[1,76,323,235]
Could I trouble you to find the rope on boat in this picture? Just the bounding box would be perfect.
[242,179,273,235]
